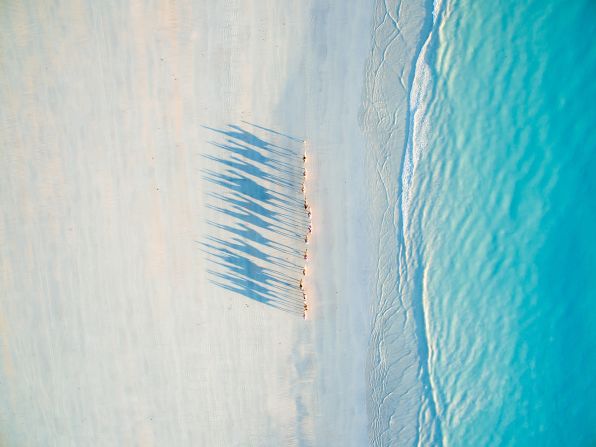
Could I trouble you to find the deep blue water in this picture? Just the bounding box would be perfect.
[365,0,596,444]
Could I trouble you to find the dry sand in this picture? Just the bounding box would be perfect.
[0,1,372,445]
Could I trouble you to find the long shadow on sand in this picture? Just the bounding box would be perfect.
[200,123,307,314]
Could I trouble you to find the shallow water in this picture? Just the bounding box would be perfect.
[364,0,596,444]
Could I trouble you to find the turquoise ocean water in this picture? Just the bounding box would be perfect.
[365,0,596,444]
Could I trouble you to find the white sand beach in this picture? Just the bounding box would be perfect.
[1,1,373,445]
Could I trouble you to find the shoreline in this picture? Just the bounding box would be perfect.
[360,0,440,444]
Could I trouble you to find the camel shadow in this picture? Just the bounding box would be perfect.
[201,123,307,314]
